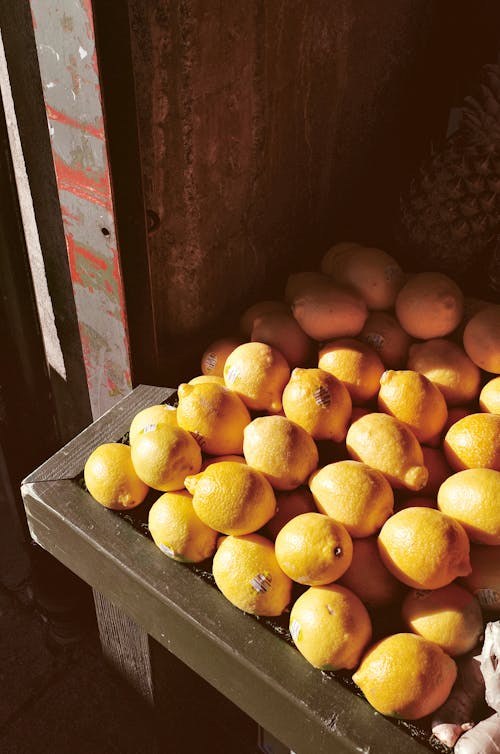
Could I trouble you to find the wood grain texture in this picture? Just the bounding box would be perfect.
[128,0,440,377]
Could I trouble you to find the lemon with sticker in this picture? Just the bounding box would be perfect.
[176,381,251,455]
[223,341,290,413]
[212,533,292,616]
[184,461,276,535]
[461,544,500,614]
[275,512,352,586]
[148,490,218,563]
[84,443,149,510]
[289,584,372,670]
[281,367,352,442]
[200,336,243,377]
[131,423,202,491]
[129,404,177,445]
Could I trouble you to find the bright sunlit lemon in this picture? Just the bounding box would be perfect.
[148,490,218,563]
[131,423,202,491]
[84,443,149,510]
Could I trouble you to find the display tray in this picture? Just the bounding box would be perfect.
[21,384,452,754]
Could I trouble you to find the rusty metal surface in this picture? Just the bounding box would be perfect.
[30,0,132,419]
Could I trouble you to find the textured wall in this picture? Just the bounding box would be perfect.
[128,0,438,374]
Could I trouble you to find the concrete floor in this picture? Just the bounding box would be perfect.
[0,583,157,754]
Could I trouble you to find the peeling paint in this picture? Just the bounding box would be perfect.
[30,0,132,418]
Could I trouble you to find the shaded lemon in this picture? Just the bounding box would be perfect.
[324,244,405,310]
[402,584,483,657]
[309,460,393,537]
[460,544,500,614]
[129,404,177,446]
[223,341,290,413]
[438,468,500,544]
[443,406,471,435]
[396,496,437,510]
[284,271,328,304]
[289,584,372,670]
[318,338,384,405]
[480,376,500,415]
[443,413,500,471]
[338,536,405,609]
[320,242,362,274]
[407,339,481,407]
[360,311,412,368]
[263,487,317,540]
[176,381,251,455]
[463,305,500,374]
[281,367,352,442]
[201,336,243,377]
[200,454,246,471]
[377,507,471,589]
[243,415,318,491]
[378,369,448,445]
[148,490,218,563]
[184,461,276,535]
[346,412,428,491]
[84,443,149,510]
[251,311,313,368]
[352,633,457,719]
[239,300,290,337]
[212,533,292,616]
[419,446,452,497]
[275,512,352,586]
[131,423,202,491]
[188,375,225,386]
[291,279,367,341]
[395,272,464,339]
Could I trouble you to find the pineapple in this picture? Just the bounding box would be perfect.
[399,64,500,294]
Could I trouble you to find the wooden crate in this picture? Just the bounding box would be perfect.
[22,384,445,754]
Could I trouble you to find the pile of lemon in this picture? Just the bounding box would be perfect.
[84,242,500,724]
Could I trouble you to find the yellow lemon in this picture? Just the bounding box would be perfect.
[176,381,251,455]
[84,443,149,510]
[461,544,500,614]
[239,299,290,337]
[444,412,500,471]
[223,341,290,413]
[129,404,177,445]
[402,584,483,656]
[212,533,292,616]
[463,305,500,374]
[378,369,448,445]
[148,490,218,563]
[395,272,464,340]
[318,338,384,405]
[360,311,412,369]
[309,460,393,537]
[346,412,428,491]
[324,244,405,310]
[243,415,319,491]
[352,633,457,719]
[438,468,500,544]
[291,279,367,341]
[377,507,471,589]
[480,376,500,414]
[281,368,352,442]
[131,423,202,491]
[251,311,313,368]
[407,339,481,407]
[184,461,276,535]
[289,584,372,670]
[338,536,405,609]
[274,512,352,586]
[263,487,317,540]
[188,375,225,386]
[200,336,243,377]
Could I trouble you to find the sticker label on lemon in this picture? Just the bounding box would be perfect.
[251,572,272,593]
[476,588,500,607]
[159,542,176,558]
[142,423,158,433]
[313,385,331,408]
[290,619,301,642]
[225,366,239,385]
[204,353,217,372]
[363,332,384,352]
